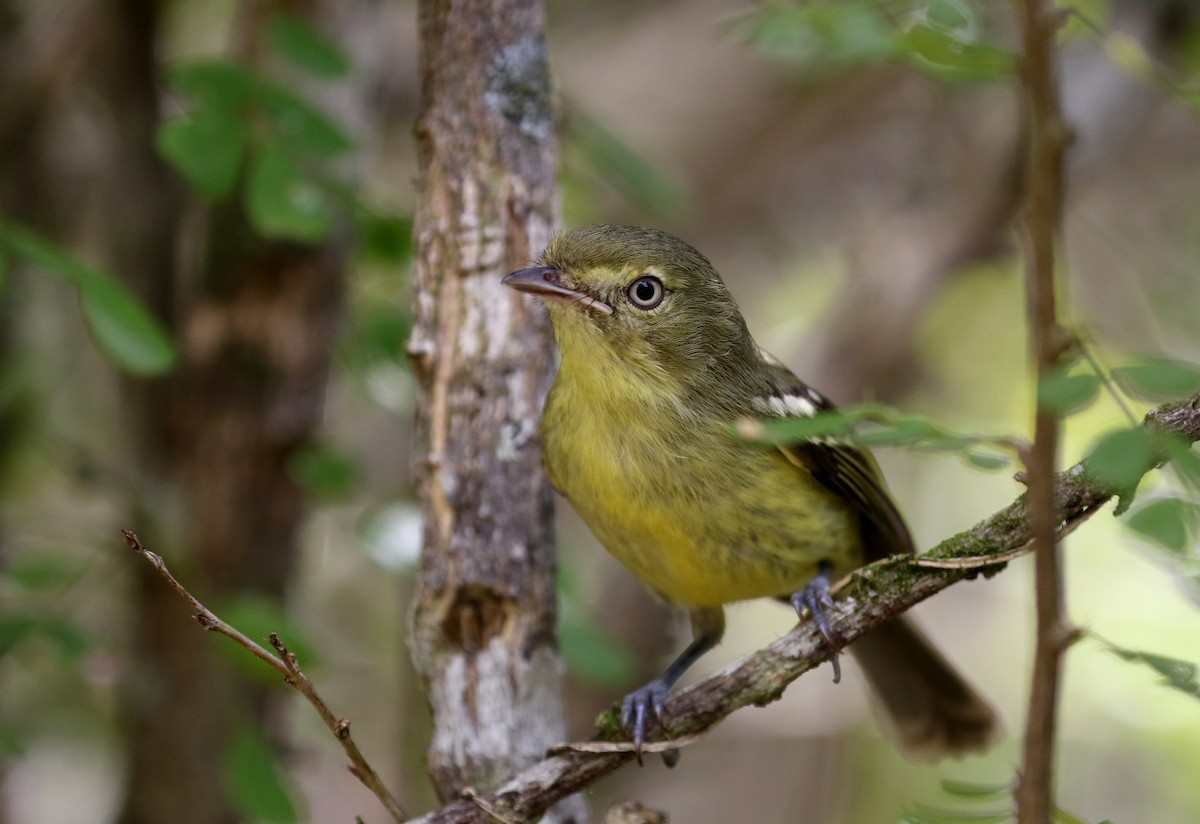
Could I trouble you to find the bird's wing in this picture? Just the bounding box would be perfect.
[752,370,915,562]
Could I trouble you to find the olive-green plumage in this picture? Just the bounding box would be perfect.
[504,224,999,759]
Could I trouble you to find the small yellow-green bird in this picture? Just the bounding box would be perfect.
[503,224,998,759]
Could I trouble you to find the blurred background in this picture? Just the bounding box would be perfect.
[2,1,1200,822]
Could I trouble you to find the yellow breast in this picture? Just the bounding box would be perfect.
[542,355,861,607]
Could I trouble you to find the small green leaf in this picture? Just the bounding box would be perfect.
[288,442,360,500]
[157,109,248,198]
[0,242,8,295]
[7,556,79,591]
[168,59,256,112]
[357,213,413,265]
[0,223,176,376]
[1167,445,1200,494]
[259,84,354,156]
[1085,426,1158,501]
[224,727,300,824]
[963,451,1010,471]
[0,221,95,283]
[907,804,1012,823]
[1038,369,1100,416]
[736,2,900,71]
[559,616,637,688]
[0,615,38,657]
[79,273,177,376]
[245,145,334,242]
[1126,497,1198,554]
[1051,808,1088,824]
[1099,637,1200,701]
[1113,356,1200,402]
[268,14,350,78]
[901,23,1013,82]
[745,405,883,443]
[939,779,1011,800]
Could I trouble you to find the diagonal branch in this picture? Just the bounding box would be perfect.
[407,394,1200,824]
[122,530,408,823]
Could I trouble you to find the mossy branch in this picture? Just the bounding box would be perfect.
[407,394,1200,824]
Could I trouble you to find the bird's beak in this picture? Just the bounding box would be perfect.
[502,267,614,316]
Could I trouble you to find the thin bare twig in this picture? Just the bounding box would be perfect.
[1014,1,1075,821]
[121,530,408,823]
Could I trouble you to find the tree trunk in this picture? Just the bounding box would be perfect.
[409,1,583,820]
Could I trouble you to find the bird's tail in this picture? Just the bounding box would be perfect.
[849,616,1001,760]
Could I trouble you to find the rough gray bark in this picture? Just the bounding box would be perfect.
[408,1,583,821]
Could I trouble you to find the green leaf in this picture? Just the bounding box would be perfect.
[79,272,178,377]
[245,145,334,242]
[1038,369,1100,416]
[259,84,354,156]
[0,221,95,283]
[1051,808,1088,824]
[224,727,299,824]
[559,615,637,688]
[744,405,883,443]
[854,415,950,447]
[906,804,1012,823]
[168,60,257,112]
[0,241,8,295]
[1099,638,1200,701]
[288,442,360,500]
[1112,356,1200,402]
[1167,444,1200,493]
[157,109,248,198]
[1126,497,1198,554]
[963,451,1010,471]
[901,22,1014,82]
[939,779,1011,800]
[1085,426,1159,503]
[0,222,177,376]
[736,2,900,71]
[0,615,38,657]
[6,556,79,591]
[268,14,350,78]
[357,213,413,265]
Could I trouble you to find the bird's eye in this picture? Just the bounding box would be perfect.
[627,275,665,310]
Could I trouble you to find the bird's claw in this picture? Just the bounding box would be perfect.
[621,680,671,764]
[791,566,843,684]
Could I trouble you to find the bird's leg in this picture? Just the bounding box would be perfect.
[622,606,724,763]
[790,560,842,683]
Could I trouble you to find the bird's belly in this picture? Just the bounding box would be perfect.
[550,421,862,607]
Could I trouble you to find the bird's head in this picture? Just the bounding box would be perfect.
[503,225,757,396]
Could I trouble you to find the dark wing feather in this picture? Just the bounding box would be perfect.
[780,440,915,561]
[750,363,915,561]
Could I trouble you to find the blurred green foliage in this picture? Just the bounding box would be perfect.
[0,221,176,377]
[224,726,301,823]
[157,15,356,242]
[733,0,1013,83]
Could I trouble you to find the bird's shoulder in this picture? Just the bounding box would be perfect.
[748,346,916,560]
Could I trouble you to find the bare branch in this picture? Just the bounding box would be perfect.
[122,530,408,823]
[1013,1,1074,820]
